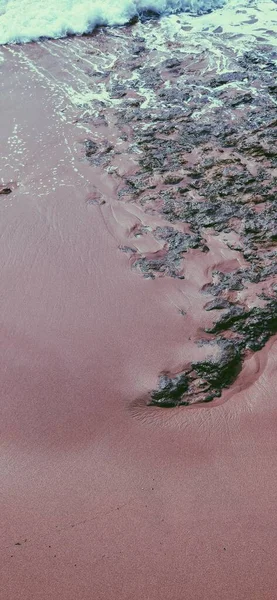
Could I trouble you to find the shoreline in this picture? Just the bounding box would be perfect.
[1,5,277,598]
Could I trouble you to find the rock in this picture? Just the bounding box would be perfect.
[191,339,242,399]
[163,174,184,185]
[0,187,12,195]
[133,227,202,279]
[150,339,242,406]
[205,299,232,311]
[162,58,182,70]
[209,72,246,87]
[150,373,189,407]
[233,302,277,351]
[84,140,98,157]
[207,305,249,333]
[229,92,253,107]
[108,28,277,406]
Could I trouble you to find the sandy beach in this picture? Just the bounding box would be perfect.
[1,2,277,598]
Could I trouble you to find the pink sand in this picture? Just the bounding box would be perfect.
[1,39,277,600]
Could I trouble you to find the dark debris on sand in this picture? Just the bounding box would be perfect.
[85,39,277,406]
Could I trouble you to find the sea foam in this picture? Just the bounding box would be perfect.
[0,0,226,44]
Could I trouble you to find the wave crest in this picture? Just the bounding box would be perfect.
[0,0,226,45]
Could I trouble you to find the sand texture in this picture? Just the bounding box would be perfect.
[1,2,277,598]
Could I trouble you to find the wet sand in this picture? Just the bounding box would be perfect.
[1,8,277,599]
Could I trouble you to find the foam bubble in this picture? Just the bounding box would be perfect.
[0,0,226,44]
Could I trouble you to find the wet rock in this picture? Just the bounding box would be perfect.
[163,174,184,185]
[109,84,127,98]
[238,51,277,72]
[203,271,245,296]
[191,339,242,398]
[139,9,160,22]
[126,98,141,107]
[243,201,277,244]
[134,227,203,279]
[84,140,98,157]
[134,254,184,279]
[150,339,242,406]
[108,28,277,406]
[127,15,139,25]
[150,373,189,407]
[176,200,244,231]
[268,84,277,96]
[155,227,202,252]
[162,58,182,70]
[229,92,253,107]
[207,305,250,333]
[158,88,190,104]
[232,302,277,351]
[205,299,232,311]
[205,297,277,352]
[209,72,246,87]
[0,187,12,195]
[132,44,146,55]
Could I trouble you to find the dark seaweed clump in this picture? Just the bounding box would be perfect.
[84,39,277,406]
[150,339,242,407]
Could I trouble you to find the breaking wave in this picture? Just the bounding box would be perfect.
[0,0,226,44]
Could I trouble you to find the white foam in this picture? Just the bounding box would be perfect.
[0,0,225,44]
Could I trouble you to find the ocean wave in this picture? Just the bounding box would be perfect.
[0,0,226,45]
